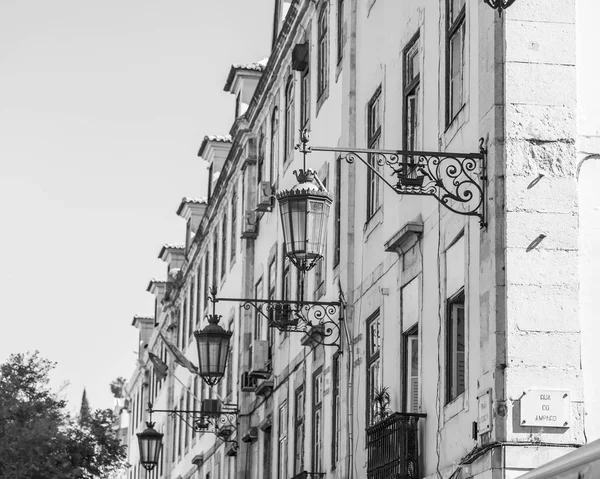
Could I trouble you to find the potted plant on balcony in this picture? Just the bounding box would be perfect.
[373,386,391,423]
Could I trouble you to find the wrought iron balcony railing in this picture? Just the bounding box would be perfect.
[366,412,426,479]
[290,472,325,479]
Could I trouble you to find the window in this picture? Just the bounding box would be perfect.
[332,353,341,467]
[221,215,228,279]
[185,388,191,450]
[172,406,177,462]
[257,129,266,185]
[278,401,288,479]
[404,329,419,412]
[268,256,277,352]
[333,157,341,267]
[446,291,465,403]
[294,387,305,474]
[270,108,279,183]
[188,288,194,343]
[366,311,381,425]
[231,189,237,263]
[192,376,198,439]
[196,263,202,325]
[190,276,196,335]
[312,368,323,472]
[317,4,329,98]
[178,396,184,457]
[226,319,234,398]
[254,277,264,341]
[300,65,310,128]
[446,0,466,124]
[403,33,421,180]
[235,92,241,118]
[264,429,272,479]
[203,255,210,310]
[367,87,382,219]
[212,235,219,288]
[181,303,187,350]
[284,77,295,164]
[282,261,291,302]
[337,0,345,63]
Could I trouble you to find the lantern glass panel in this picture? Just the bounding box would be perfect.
[137,425,163,471]
[290,198,308,255]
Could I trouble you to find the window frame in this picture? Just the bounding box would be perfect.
[254,276,264,341]
[333,156,341,267]
[446,0,466,126]
[221,214,228,280]
[270,107,280,184]
[278,401,288,479]
[230,189,237,264]
[212,235,219,289]
[294,386,305,474]
[331,352,341,468]
[300,65,310,129]
[366,86,382,220]
[446,289,466,404]
[337,0,345,64]
[366,310,381,425]
[317,3,329,100]
[284,76,295,164]
[403,325,419,413]
[312,368,324,473]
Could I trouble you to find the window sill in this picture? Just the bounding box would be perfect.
[364,207,383,241]
[335,56,343,82]
[444,102,468,145]
[444,391,466,422]
[316,84,330,116]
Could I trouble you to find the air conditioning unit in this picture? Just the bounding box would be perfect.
[249,340,270,378]
[255,181,273,212]
[201,399,221,416]
[241,211,258,239]
[241,371,258,392]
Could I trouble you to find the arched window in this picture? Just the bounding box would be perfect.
[270,107,279,181]
[284,77,295,164]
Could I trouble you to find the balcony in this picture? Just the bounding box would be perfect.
[290,473,325,479]
[366,412,425,479]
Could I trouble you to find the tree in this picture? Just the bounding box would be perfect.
[0,351,127,479]
[79,388,91,425]
[109,377,126,399]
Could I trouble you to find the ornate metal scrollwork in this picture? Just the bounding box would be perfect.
[298,130,487,228]
[149,403,239,449]
[483,0,516,15]
[215,293,344,350]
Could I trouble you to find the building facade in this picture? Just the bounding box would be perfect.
[124,1,600,478]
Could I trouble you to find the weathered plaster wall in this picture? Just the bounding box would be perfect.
[577,0,600,444]
[500,1,584,474]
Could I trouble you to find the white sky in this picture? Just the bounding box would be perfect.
[0,0,272,412]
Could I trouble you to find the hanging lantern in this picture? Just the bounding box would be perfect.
[483,0,516,15]
[194,314,233,386]
[276,169,333,273]
[137,422,163,471]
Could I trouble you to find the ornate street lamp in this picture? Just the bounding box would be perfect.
[194,293,233,386]
[483,0,516,15]
[276,168,333,273]
[137,421,163,471]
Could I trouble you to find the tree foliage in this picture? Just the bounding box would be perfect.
[0,351,128,479]
[109,377,126,399]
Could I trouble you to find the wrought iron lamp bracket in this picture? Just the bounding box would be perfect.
[209,290,344,351]
[297,130,488,228]
[148,402,239,449]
